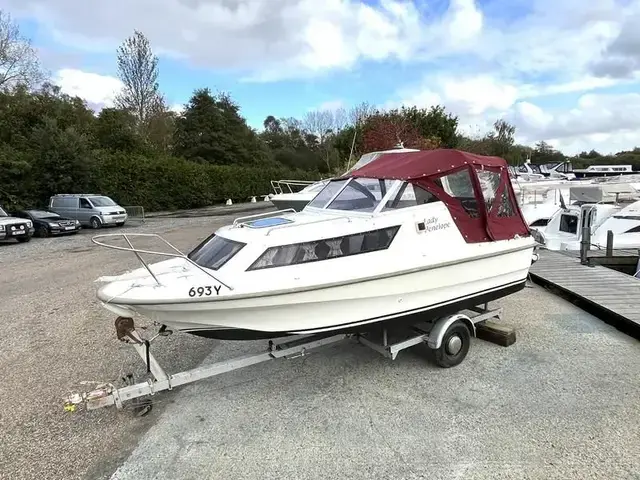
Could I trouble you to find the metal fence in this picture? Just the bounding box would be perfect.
[123,205,145,224]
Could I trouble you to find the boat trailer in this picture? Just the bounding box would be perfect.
[64,304,505,415]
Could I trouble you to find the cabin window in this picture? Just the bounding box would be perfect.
[188,234,246,270]
[247,226,400,270]
[307,179,349,209]
[624,225,640,233]
[382,183,439,211]
[496,190,516,217]
[559,214,578,234]
[476,170,500,211]
[435,169,479,218]
[530,218,549,227]
[326,178,395,212]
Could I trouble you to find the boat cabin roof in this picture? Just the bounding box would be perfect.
[307,149,531,243]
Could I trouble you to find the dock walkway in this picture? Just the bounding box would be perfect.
[529,248,640,336]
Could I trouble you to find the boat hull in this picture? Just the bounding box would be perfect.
[182,280,526,340]
[103,246,534,340]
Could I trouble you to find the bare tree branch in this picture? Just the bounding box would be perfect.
[302,110,333,144]
[332,107,348,132]
[0,10,44,90]
[348,101,376,127]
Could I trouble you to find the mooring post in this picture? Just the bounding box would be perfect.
[580,226,591,265]
[606,230,614,257]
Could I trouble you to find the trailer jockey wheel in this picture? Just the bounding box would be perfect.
[121,373,153,417]
[433,320,471,368]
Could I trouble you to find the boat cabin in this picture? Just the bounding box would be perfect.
[187,150,532,276]
[306,149,530,243]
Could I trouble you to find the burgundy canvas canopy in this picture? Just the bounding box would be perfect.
[346,149,531,243]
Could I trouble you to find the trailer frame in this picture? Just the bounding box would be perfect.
[64,304,504,414]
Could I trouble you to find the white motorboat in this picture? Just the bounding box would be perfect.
[510,159,576,182]
[268,145,419,211]
[532,183,640,250]
[516,183,572,232]
[573,164,638,179]
[93,149,537,341]
[587,200,640,249]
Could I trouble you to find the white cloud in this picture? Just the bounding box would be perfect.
[4,0,482,82]
[507,92,640,154]
[314,100,344,112]
[10,0,640,154]
[169,103,185,114]
[53,68,122,108]
[392,72,640,155]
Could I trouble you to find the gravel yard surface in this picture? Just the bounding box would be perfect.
[1,205,639,480]
[0,213,243,480]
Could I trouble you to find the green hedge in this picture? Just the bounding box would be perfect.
[91,152,320,212]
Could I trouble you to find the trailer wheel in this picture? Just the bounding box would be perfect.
[432,320,471,368]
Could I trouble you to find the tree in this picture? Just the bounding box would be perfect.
[361,112,440,152]
[0,10,44,90]
[348,101,377,127]
[532,140,566,165]
[401,105,459,148]
[485,119,516,157]
[302,110,334,145]
[114,30,162,132]
[173,88,270,165]
[94,108,143,153]
[332,107,348,132]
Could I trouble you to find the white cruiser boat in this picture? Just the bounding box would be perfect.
[531,183,640,250]
[516,183,573,232]
[94,149,537,340]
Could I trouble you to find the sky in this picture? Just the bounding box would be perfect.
[4,0,640,155]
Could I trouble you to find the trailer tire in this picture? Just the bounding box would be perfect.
[432,320,471,368]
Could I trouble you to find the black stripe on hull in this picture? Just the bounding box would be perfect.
[182,280,526,341]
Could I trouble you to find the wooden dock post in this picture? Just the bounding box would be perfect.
[606,230,614,257]
[580,226,591,265]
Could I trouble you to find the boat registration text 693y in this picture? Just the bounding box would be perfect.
[188,285,222,297]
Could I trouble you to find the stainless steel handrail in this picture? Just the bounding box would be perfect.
[270,179,316,194]
[91,233,234,290]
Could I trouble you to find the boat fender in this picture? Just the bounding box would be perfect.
[427,313,475,350]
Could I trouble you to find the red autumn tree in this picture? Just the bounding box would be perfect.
[361,113,440,152]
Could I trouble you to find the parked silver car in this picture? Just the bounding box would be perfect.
[48,194,128,229]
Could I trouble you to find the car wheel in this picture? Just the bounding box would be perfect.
[90,217,102,229]
[40,227,49,238]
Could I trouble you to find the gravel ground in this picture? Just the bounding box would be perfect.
[0,211,254,480]
[112,286,640,480]
[2,206,639,480]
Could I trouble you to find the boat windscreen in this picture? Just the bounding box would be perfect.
[326,178,395,212]
[307,179,349,209]
[345,152,382,173]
